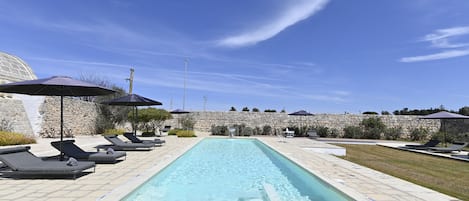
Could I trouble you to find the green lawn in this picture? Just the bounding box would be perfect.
[335,144,469,201]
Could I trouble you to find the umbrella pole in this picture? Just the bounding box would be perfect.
[443,120,447,147]
[134,106,138,136]
[60,95,64,161]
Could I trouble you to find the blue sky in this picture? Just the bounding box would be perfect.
[1,0,469,114]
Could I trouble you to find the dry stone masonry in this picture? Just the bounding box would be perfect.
[165,112,440,136]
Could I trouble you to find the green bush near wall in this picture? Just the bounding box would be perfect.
[0,131,36,146]
[102,128,125,135]
[176,130,197,137]
[168,129,180,135]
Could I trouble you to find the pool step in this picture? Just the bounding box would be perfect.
[262,183,280,201]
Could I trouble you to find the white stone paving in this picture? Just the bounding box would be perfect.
[0,134,462,201]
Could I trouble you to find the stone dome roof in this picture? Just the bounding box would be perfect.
[0,52,37,84]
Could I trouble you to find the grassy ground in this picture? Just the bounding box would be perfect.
[335,144,469,201]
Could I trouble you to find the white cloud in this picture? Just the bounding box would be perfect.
[400,26,469,62]
[400,49,469,62]
[217,0,329,47]
[423,26,469,48]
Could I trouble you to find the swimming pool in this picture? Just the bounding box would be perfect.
[123,138,353,201]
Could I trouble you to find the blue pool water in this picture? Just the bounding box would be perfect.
[123,139,353,201]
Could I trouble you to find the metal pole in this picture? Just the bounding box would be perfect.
[128,68,134,94]
[60,95,64,160]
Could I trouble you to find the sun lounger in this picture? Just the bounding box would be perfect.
[123,133,165,145]
[284,128,294,138]
[403,139,440,150]
[429,142,468,153]
[158,125,171,136]
[98,135,155,151]
[0,146,95,179]
[161,125,171,132]
[51,140,126,163]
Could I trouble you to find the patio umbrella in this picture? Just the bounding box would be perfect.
[288,110,314,136]
[288,110,313,116]
[102,93,162,135]
[0,76,115,160]
[420,111,469,147]
[170,109,190,129]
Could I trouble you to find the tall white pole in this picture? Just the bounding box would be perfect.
[183,59,188,110]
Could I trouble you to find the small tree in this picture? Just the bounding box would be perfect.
[409,127,429,141]
[262,125,272,135]
[242,107,250,112]
[343,126,362,138]
[252,108,260,112]
[229,106,237,111]
[179,114,196,130]
[383,127,402,140]
[360,117,386,139]
[136,108,172,133]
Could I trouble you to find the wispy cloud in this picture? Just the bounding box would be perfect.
[27,57,131,69]
[400,26,469,62]
[423,26,469,48]
[400,49,469,62]
[217,0,329,47]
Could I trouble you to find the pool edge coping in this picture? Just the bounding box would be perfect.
[98,137,205,201]
[256,137,370,201]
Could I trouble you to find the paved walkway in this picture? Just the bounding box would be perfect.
[0,134,461,201]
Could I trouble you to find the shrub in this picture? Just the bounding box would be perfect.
[0,131,36,146]
[177,130,196,137]
[242,107,249,112]
[433,131,454,143]
[362,111,378,115]
[316,126,329,137]
[179,115,196,130]
[343,126,363,138]
[211,125,229,135]
[409,127,429,141]
[252,108,259,112]
[383,127,402,140]
[102,128,125,135]
[264,109,276,113]
[329,128,339,138]
[262,125,272,135]
[253,127,262,135]
[168,129,181,135]
[229,107,237,111]
[240,127,253,136]
[0,119,13,132]
[381,111,390,115]
[360,117,386,139]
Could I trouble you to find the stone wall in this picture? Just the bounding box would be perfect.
[0,96,442,139]
[0,98,34,136]
[39,97,100,137]
[165,112,440,136]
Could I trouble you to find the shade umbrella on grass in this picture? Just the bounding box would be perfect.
[103,93,162,135]
[288,110,314,136]
[0,76,115,160]
[420,111,469,147]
